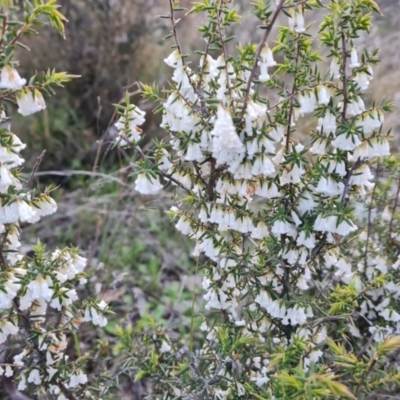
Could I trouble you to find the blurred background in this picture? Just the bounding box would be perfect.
[9,0,400,397]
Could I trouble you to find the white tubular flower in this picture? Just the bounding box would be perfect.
[164,50,181,68]
[0,198,36,225]
[252,222,269,239]
[235,215,254,234]
[185,142,204,162]
[353,137,390,160]
[298,92,316,115]
[330,57,341,80]
[0,65,26,90]
[27,369,42,385]
[258,44,276,81]
[199,55,219,85]
[115,105,146,145]
[354,71,371,92]
[356,109,383,134]
[280,164,305,185]
[260,44,276,67]
[345,97,365,117]
[135,173,163,195]
[317,85,331,105]
[271,219,295,236]
[259,61,270,82]
[204,288,230,310]
[297,192,316,215]
[175,216,193,236]
[314,214,338,233]
[17,89,46,116]
[5,365,13,377]
[295,12,305,33]
[255,181,280,198]
[0,320,19,344]
[310,138,328,155]
[0,163,20,192]
[159,340,172,354]
[331,132,361,151]
[27,275,54,302]
[17,374,27,391]
[318,112,337,134]
[349,47,360,68]
[251,156,275,177]
[32,195,58,219]
[349,164,374,189]
[335,219,357,236]
[296,231,316,249]
[68,371,88,388]
[50,288,78,310]
[315,176,343,197]
[0,134,25,168]
[244,100,268,134]
[83,300,108,327]
[0,275,21,309]
[211,105,245,167]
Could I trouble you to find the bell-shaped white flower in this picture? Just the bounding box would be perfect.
[83,301,108,327]
[68,371,88,388]
[17,89,46,116]
[317,85,331,105]
[0,320,18,344]
[345,97,365,117]
[298,92,317,115]
[164,50,181,68]
[353,137,390,160]
[260,44,276,67]
[349,47,360,68]
[0,164,20,193]
[318,112,337,135]
[115,105,146,146]
[0,66,26,90]
[332,132,361,151]
[294,12,305,33]
[135,173,163,195]
[211,105,245,167]
[330,57,341,80]
[27,369,42,385]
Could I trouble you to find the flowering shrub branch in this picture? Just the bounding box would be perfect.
[0,1,109,399]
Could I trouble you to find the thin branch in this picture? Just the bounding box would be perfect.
[25,150,46,187]
[0,226,10,271]
[341,29,348,119]
[168,0,184,62]
[285,35,301,152]
[34,169,131,188]
[355,355,378,397]
[364,160,380,269]
[197,36,212,90]
[0,16,7,49]
[241,0,285,119]
[59,383,79,400]
[161,170,193,195]
[388,175,400,235]
[215,8,232,102]
[340,158,364,203]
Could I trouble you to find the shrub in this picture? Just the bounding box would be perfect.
[112,0,400,398]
